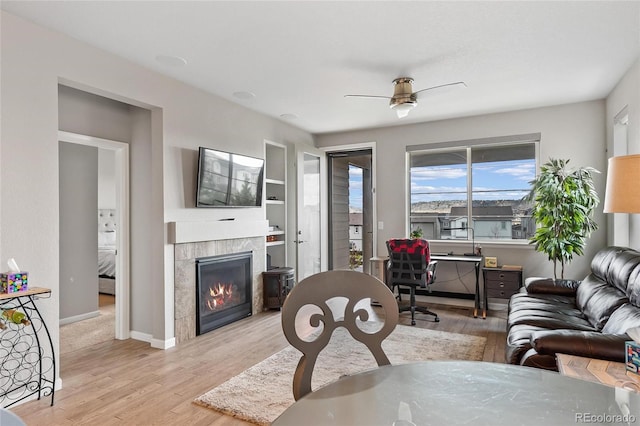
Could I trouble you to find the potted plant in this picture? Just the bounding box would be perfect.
[410,227,424,239]
[525,158,600,279]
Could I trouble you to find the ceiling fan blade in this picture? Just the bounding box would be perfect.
[413,81,467,96]
[344,94,392,100]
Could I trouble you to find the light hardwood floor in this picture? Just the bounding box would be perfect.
[12,302,508,425]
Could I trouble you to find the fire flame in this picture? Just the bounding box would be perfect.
[206,282,235,311]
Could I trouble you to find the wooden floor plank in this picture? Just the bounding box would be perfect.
[10,303,507,425]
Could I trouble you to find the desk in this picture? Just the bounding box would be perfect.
[272,361,640,425]
[431,254,483,318]
[371,255,484,318]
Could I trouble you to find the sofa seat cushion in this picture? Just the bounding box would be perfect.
[507,308,595,331]
[576,276,628,330]
[601,303,640,334]
[507,293,592,330]
[509,295,578,315]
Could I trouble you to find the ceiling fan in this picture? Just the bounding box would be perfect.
[344,77,467,118]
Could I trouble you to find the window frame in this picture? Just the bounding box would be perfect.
[406,133,540,246]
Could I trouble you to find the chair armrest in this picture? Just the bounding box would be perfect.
[524,277,580,296]
[530,330,628,362]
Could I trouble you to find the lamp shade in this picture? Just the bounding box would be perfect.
[603,154,640,213]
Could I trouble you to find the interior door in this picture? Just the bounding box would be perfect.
[295,149,324,281]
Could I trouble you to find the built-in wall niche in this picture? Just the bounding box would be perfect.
[265,140,287,269]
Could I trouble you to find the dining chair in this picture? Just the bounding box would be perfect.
[281,270,399,400]
[386,238,439,325]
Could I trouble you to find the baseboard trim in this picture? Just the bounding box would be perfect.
[59,310,99,326]
[151,337,176,350]
[129,331,176,350]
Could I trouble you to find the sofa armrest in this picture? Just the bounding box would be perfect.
[524,277,581,296]
[530,330,628,362]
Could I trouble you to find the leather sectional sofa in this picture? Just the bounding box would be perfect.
[506,246,640,371]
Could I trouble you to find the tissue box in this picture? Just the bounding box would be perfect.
[1,272,28,293]
[625,340,640,375]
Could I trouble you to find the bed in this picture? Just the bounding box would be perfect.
[98,209,117,295]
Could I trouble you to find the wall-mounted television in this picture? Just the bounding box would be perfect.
[196,147,264,208]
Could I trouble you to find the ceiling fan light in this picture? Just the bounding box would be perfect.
[392,102,416,118]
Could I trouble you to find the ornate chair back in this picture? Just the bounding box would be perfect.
[281,270,399,400]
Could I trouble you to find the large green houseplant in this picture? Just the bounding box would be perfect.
[525,158,600,279]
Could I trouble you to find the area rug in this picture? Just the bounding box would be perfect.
[194,324,486,425]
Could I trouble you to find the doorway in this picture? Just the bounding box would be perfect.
[327,149,374,274]
[58,131,130,342]
[611,108,629,247]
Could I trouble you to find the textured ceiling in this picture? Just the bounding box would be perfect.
[2,1,639,134]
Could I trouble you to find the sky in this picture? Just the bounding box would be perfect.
[410,159,535,203]
[348,159,536,209]
[349,165,363,210]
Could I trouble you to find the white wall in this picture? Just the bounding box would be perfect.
[316,100,608,281]
[606,57,640,249]
[0,10,315,371]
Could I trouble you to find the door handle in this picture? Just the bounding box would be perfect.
[294,240,305,244]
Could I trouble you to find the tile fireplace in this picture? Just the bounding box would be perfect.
[172,222,267,344]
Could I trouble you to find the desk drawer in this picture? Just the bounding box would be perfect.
[484,270,520,283]
[485,279,521,298]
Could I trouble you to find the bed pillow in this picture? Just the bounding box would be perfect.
[98,231,116,247]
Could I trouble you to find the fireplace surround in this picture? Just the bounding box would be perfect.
[173,226,266,343]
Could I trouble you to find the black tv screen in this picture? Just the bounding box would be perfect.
[196,147,264,207]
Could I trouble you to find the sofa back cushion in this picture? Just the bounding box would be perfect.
[627,260,640,307]
[591,246,640,296]
[576,275,627,330]
[601,303,640,334]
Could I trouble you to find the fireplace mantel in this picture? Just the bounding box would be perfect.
[169,220,268,244]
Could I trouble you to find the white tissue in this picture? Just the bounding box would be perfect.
[7,258,20,273]
[628,326,640,344]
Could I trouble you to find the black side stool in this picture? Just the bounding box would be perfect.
[263,267,295,309]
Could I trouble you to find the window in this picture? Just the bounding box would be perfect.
[408,136,538,243]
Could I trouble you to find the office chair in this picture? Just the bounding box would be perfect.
[281,270,399,400]
[386,238,439,325]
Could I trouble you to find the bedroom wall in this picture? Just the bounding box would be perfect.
[59,142,99,322]
[316,100,608,281]
[98,149,116,209]
[606,56,640,249]
[0,10,315,367]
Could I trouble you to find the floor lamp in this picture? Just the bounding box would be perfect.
[603,153,640,346]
